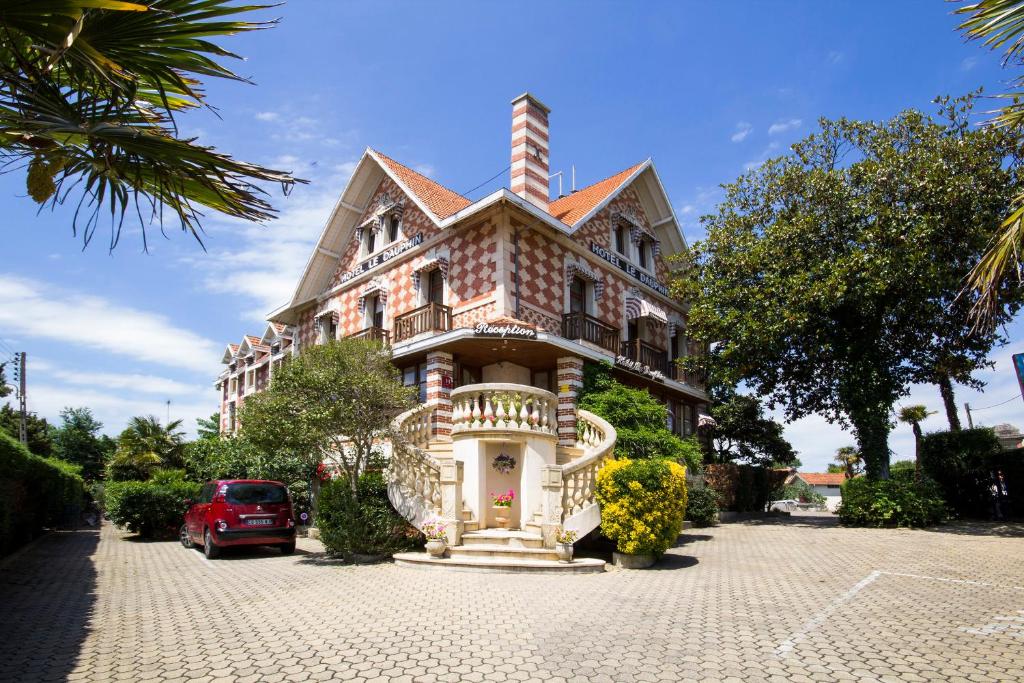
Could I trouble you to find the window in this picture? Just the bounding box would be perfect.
[627,321,638,342]
[569,276,588,314]
[614,225,627,255]
[457,363,480,388]
[531,370,553,393]
[666,399,677,434]
[366,294,384,328]
[427,269,444,305]
[682,404,694,436]
[403,363,428,402]
[225,483,287,505]
[638,239,649,270]
[365,228,376,255]
[388,216,400,243]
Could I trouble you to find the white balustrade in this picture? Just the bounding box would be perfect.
[450,383,557,435]
[558,409,616,526]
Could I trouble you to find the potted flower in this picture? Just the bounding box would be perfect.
[421,520,448,558]
[491,489,514,529]
[555,529,577,563]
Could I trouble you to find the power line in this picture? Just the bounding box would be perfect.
[462,164,511,197]
[971,394,1022,411]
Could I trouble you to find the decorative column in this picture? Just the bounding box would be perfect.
[540,464,564,548]
[425,351,454,439]
[556,356,584,447]
[439,459,464,545]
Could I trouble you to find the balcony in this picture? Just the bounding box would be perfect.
[450,383,557,436]
[393,303,453,343]
[561,312,619,354]
[349,326,390,345]
[620,339,671,376]
[673,367,706,391]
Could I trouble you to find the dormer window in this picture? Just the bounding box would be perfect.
[637,239,650,270]
[614,225,627,255]
[388,216,400,243]
[365,228,376,255]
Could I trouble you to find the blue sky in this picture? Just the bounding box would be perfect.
[2,0,1023,471]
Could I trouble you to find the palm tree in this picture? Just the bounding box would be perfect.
[956,1,1024,327]
[834,446,862,480]
[108,415,185,479]
[897,405,934,482]
[0,1,303,250]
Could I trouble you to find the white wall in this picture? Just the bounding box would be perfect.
[482,362,531,384]
[812,485,842,512]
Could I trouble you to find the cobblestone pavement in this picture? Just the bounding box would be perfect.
[2,515,1023,683]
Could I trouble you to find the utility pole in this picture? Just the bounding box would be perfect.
[18,352,27,446]
[166,399,171,425]
[964,402,974,429]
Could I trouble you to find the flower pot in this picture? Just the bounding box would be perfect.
[425,539,447,558]
[493,506,512,529]
[612,551,656,569]
[555,542,574,563]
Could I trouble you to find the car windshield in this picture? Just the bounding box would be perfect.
[225,483,287,505]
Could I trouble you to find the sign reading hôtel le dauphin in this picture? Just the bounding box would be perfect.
[589,242,669,296]
[339,232,424,285]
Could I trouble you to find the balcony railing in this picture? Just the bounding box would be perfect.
[393,303,452,343]
[672,366,706,391]
[561,312,619,354]
[620,339,671,376]
[450,383,557,436]
[349,326,390,345]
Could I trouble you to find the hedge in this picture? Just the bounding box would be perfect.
[919,428,1009,519]
[837,476,947,527]
[105,469,200,539]
[316,472,420,560]
[0,430,85,556]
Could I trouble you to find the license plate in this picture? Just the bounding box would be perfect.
[246,518,273,526]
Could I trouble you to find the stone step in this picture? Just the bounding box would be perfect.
[463,520,479,532]
[460,529,544,548]
[393,552,605,574]
[523,522,542,535]
[461,509,474,521]
[448,544,560,561]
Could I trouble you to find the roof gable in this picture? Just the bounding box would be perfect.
[371,149,470,220]
[549,162,646,226]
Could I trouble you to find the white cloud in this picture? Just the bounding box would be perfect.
[0,274,220,373]
[743,141,781,170]
[413,163,436,178]
[768,118,802,136]
[730,122,753,143]
[827,51,844,65]
[255,111,280,122]
[960,56,979,72]
[46,367,198,396]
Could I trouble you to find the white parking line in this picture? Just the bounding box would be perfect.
[775,570,882,658]
[879,571,1024,591]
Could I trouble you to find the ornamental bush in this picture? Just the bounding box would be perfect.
[595,458,688,556]
[105,469,200,539]
[315,472,420,560]
[0,431,85,555]
[685,485,719,527]
[837,476,947,528]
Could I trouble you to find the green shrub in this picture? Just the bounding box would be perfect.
[316,472,420,559]
[595,457,688,555]
[774,479,827,508]
[837,477,947,527]
[685,486,719,527]
[920,428,1003,519]
[105,469,200,539]
[0,431,85,556]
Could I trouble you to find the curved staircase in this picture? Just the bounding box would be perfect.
[386,386,616,573]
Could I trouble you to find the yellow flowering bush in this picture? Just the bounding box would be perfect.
[595,457,688,556]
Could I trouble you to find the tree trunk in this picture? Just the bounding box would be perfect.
[851,410,891,480]
[912,423,922,482]
[936,373,961,432]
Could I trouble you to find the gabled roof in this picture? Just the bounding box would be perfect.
[260,322,292,346]
[221,343,239,364]
[549,162,646,226]
[796,473,848,486]
[372,149,471,220]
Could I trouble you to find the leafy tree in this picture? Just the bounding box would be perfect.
[196,412,221,441]
[834,447,863,480]
[107,415,184,481]
[0,363,11,398]
[897,405,934,482]
[239,339,415,509]
[0,404,51,456]
[578,380,703,472]
[826,464,847,474]
[706,386,796,468]
[678,96,1022,478]
[775,479,826,507]
[0,0,302,249]
[52,407,110,481]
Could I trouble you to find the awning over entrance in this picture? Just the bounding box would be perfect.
[625,293,668,324]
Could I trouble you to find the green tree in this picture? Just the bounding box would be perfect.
[0,404,51,456]
[897,405,934,482]
[239,339,415,509]
[0,0,303,249]
[679,97,1022,479]
[52,407,108,481]
[578,380,703,472]
[196,412,221,441]
[0,362,11,398]
[834,447,863,480]
[826,463,847,474]
[107,415,184,481]
[706,386,796,468]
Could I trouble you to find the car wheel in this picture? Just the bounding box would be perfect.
[280,541,296,555]
[203,528,220,559]
[180,524,194,549]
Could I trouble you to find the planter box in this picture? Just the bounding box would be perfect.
[612,551,656,569]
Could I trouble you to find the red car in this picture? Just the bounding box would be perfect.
[181,480,296,558]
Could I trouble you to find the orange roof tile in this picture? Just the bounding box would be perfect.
[797,473,848,486]
[549,162,646,226]
[271,323,286,333]
[244,335,261,345]
[372,149,472,220]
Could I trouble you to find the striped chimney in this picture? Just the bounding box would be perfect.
[510,92,551,212]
